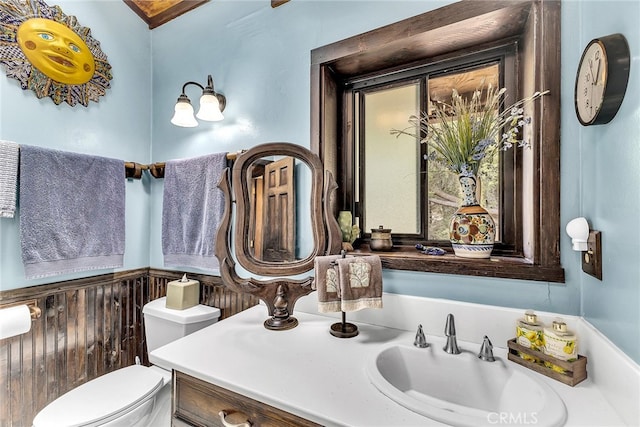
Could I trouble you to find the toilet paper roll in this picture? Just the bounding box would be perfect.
[0,305,32,340]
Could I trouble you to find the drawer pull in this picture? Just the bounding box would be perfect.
[218,410,251,427]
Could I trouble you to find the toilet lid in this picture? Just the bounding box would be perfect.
[32,365,164,427]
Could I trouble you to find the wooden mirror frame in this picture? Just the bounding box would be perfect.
[233,142,326,276]
[216,142,342,329]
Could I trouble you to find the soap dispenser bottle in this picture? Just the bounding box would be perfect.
[543,318,577,373]
[516,310,544,362]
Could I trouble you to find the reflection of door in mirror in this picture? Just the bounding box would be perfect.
[249,157,295,262]
[263,156,295,262]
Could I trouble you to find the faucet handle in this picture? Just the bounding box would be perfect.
[444,313,456,337]
[414,324,429,348]
[478,335,496,362]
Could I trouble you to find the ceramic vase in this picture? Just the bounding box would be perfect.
[338,211,353,242]
[449,174,495,258]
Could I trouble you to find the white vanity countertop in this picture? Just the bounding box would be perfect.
[150,305,626,427]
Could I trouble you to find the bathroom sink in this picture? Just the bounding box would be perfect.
[366,344,567,427]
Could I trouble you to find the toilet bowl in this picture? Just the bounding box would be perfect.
[32,297,220,427]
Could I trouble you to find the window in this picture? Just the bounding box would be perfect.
[351,52,522,253]
[311,0,564,282]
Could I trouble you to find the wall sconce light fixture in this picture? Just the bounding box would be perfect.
[171,75,226,127]
[566,217,602,280]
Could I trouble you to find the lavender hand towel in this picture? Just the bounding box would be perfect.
[162,152,228,270]
[0,140,19,218]
[19,146,125,279]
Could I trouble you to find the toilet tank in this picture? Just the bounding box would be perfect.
[142,297,221,353]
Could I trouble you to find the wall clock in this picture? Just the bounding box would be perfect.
[0,0,112,107]
[575,33,630,126]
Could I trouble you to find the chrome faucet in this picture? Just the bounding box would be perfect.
[478,335,496,362]
[414,324,429,348]
[443,313,461,354]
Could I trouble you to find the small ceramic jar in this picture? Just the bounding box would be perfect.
[370,225,393,251]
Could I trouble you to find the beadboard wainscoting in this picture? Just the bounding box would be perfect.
[0,269,258,427]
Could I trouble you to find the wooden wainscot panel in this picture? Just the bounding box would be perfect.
[0,268,257,426]
[0,269,149,427]
[174,371,322,427]
[147,269,259,321]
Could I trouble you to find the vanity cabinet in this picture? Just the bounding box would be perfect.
[172,371,322,427]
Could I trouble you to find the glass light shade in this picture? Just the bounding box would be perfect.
[171,101,198,127]
[196,94,224,121]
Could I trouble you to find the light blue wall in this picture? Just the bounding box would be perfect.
[0,1,151,289]
[569,0,640,364]
[0,1,637,364]
[150,0,639,363]
[147,0,451,273]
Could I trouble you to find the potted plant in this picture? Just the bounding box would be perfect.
[391,85,548,258]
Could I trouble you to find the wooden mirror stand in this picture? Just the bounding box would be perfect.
[216,142,342,330]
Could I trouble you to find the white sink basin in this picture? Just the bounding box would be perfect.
[366,344,567,427]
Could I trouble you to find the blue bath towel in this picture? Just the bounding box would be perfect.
[162,152,227,270]
[19,145,125,279]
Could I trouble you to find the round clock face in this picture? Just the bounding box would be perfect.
[575,41,606,125]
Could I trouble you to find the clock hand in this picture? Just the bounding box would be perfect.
[593,58,601,84]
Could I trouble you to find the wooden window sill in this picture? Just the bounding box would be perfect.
[349,246,565,283]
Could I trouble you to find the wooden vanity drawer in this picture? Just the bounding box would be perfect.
[173,371,322,427]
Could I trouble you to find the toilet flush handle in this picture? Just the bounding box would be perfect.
[218,410,252,427]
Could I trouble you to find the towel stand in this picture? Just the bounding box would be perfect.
[124,151,243,180]
[330,250,359,339]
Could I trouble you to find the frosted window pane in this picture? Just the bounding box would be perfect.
[363,84,419,234]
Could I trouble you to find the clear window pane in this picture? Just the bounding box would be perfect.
[426,65,501,240]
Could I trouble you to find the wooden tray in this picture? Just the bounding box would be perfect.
[507,338,587,386]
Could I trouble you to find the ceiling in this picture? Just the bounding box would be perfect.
[124,0,290,29]
[123,0,209,29]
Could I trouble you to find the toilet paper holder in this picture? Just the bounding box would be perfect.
[28,301,41,320]
[1,300,42,320]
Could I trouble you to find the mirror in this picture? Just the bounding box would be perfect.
[245,155,315,263]
[232,143,330,276]
[216,142,342,329]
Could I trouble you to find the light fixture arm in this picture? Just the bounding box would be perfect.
[180,80,204,95]
[177,75,226,112]
[206,74,227,112]
[171,74,226,127]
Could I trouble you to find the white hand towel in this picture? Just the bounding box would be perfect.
[0,140,19,218]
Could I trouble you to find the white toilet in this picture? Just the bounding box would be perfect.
[32,297,220,427]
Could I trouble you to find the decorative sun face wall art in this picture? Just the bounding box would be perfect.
[0,0,112,107]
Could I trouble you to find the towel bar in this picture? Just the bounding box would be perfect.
[330,250,359,339]
[125,151,243,180]
[124,162,148,179]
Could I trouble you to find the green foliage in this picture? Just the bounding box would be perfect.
[391,85,548,177]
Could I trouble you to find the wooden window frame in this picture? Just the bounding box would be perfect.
[310,0,564,283]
